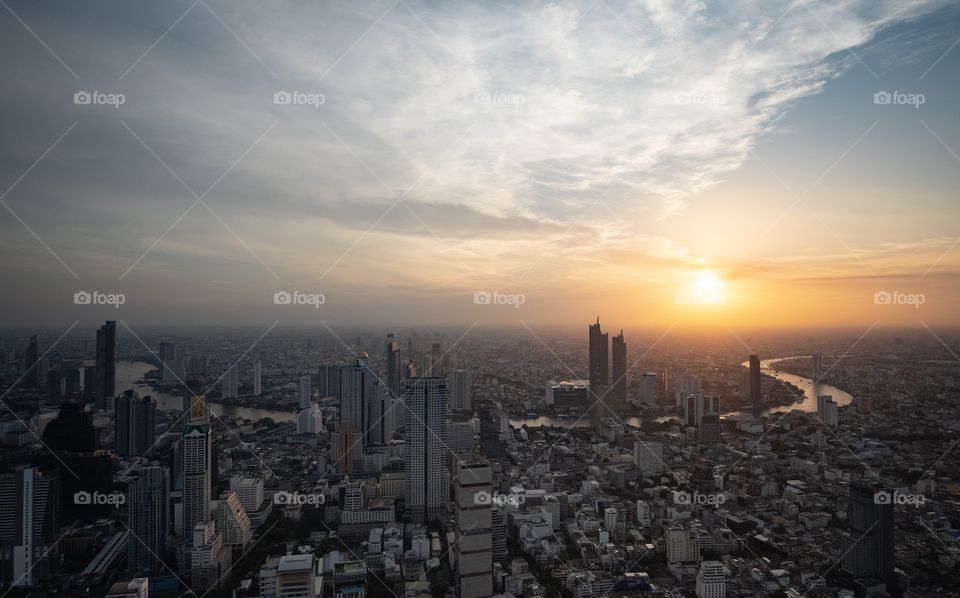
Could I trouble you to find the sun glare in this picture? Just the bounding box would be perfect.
[678,270,726,307]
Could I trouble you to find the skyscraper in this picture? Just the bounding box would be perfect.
[447,369,472,412]
[216,490,251,552]
[385,334,401,399]
[695,560,725,598]
[634,440,663,476]
[816,394,838,428]
[95,321,117,407]
[455,461,493,598]
[588,318,610,427]
[841,483,895,583]
[611,331,627,415]
[221,365,238,399]
[25,335,38,388]
[182,397,211,542]
[749,354,761,409]
[0,467,60,587]
[298,375,311,410]
[127,464,169,576]
[812,352,823,379]
[115,390,157,457]
[253,360,261,397]
[404,377,449,522]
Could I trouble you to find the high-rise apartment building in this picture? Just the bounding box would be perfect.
[221,365,238,399]
[611,331,627,415]
[841,483,895,583]
[0,467,59,588]
[447,369,472,412]
[696,560,725,598]
[115,390,156,457]
[404,377,449,522]
[253,360,261,396]
[96,321,117,407]
[634,440,663,477]
[182,397,211,542]
[749,354,761,409]
[298,375,311,410]
[127,464,169,576]
[455,461,493,598]
[216,490,251,552]
[589,318,610,427]
[385,333,401,399]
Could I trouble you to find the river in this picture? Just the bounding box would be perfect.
[511,356,855,427]
[116,361,297,423]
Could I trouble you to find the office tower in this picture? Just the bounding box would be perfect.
[0,467,59,588]
[216,490,251,552]
[816,394,838,428]
[705,395,720,415]
[636,500,651,526]
[698,415,721,444]
[276,554,317,597]
[127,464,169,576]
[611,331,627,414]
[339,356,377,444]
[182,397,211,542]
[25,335,38,387]
[812,352,823,379]
[405,360,418,379]
[404,377,450,522]
[684,393,704,427]
[95,321,118,406]
[332,427,363,475]
[589,318,610,428]
[431,342,442,375]
[455,461,493,598]
[39,400,114,520]
[229,476,264,514]
[83,365,96,398]
[666,524,700,562]
[745,354,760,409]
[221,365,238,399]
[841,483,895,582]
[364,383,392,445]
[298,375,311,410]
[634,440,663,476]
[46,367,81,405]
[115,390,157,457]
[385,334,401,399]
[639,372,657,406]
[447,369,472,412]
[696,560,725,598]
[253,360,262,396]
[317,364,340,399]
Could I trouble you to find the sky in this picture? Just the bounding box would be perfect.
[1,0,958,331]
